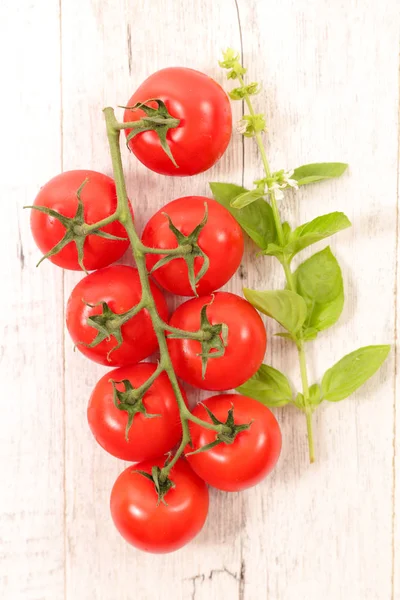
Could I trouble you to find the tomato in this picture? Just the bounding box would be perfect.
[142,196,244,297]
[66,265,168,367]
[186,394,282,491]
[123,67,232,176]
[87,362,187,461]
[30,170,130,271]
[167,292,266,390]
[110,458,209,553]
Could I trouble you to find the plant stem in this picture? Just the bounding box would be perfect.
[103,107,221,478]
[298,341,315,463]
[237,82,315,462]
[83,212,120,233]
[144,245,192,256]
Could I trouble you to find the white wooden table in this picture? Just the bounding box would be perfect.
[1,1,399,598]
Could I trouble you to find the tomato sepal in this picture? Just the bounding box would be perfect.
[135,465,176,506]
[79,298,145,361]
[25,179,126,273]
[186,404,252,456]
[110,378,161,441]
[122,99,180,167]
[196,300,228,378]
[167,299,229,378]
[150,203,210,296]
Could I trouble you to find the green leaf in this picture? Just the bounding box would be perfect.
[210,182,277,250]
[309,383,322,406]
[243,289,307,336]
[236,364,293,407]
[286,212,351,257]
[282,222,292,244]
[292,162,348,186]
[294,392,305,409]
[293,247,344,333]
[321,345,390,402]
[263,242,285,261]
[229,82,260,100]
[231,188,265,208]
[302,327,319,342]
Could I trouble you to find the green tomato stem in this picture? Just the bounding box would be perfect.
[82,212,120,234]
[236,78,315,462]
[102,107,222,477]
[143,244,192,256]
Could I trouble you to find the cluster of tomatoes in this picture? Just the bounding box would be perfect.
[29,67,282,553]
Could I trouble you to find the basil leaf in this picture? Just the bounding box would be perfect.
[286,212,351,257]
[321,345,390,402]
[230,189,264,208]
[210,182,277,250]
[309,383,322,406]
[294,392,305,409]
[243,288,307,336]
[292,162,348,186]
[263,242,285,261]
[294,247,344,333]
[274,332,293,340]
[282,221,292,243]
[237,364,292,407]
[302,327,319,341]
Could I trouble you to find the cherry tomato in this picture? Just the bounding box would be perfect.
[110,458,209,553]
[124,67,232,176]
[88,362,187,461]
[142,196,244,297]
[186,394,282,491]
[167,292,266,390]
[66,265,168,367]
[30,170,130,271]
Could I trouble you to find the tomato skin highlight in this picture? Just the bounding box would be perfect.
[30,170,130,270]
[66,265,168,367]
[186,394,282,492]
[110,459,209,553]
[167,292,267,390]
[124,67,232,176]
[87,362,187,462]
[142,196,244,297]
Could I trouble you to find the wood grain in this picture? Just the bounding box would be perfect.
[1,0,399,598]
[236,1,400,599]
[0,1,65,599]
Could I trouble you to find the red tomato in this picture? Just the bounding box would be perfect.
[88,362,187,461]
[124,67,232,176]
[66,265,168,367]
[30,170,130,270]
[167,292,266,390]
[186,394,282,491]
[110,459,209,553]
[142,196,244,297]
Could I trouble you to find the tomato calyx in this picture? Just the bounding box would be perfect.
[167,299,229,378]
[196,301,228,378]
[123,99,180,168]
[187,404,253,455]
[110,378,161,441]
[136,465,175,506]
[150,204,210,296]
[24,179,126,273]
[80,299,145,360]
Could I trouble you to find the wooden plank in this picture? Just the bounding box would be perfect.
[236,1,399,599]
[394,99,400,600]
[60,1,245,598]
[0,2,65,599]
[3,0,398,598]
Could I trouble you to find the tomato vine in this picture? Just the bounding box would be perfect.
[102,107,235,486]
